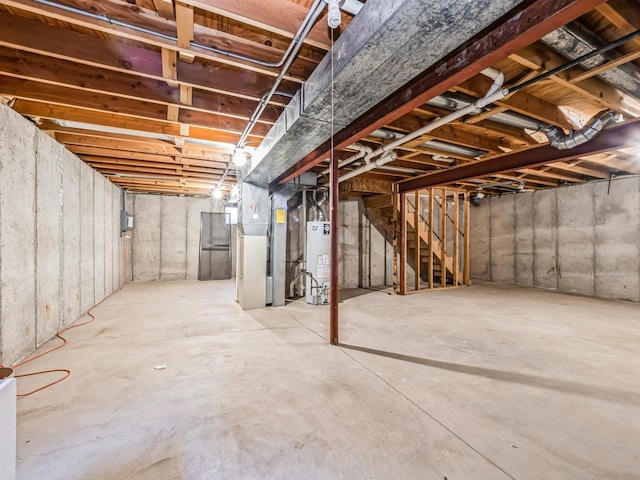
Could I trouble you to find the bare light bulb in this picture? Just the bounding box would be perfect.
[212,188,223,199]
[327,0,341,29]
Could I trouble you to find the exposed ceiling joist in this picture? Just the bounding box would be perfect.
[273,0,608,188]
[398,119,640,192]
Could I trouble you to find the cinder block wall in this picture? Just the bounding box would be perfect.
[125,193,231,281]
[340,198,393,289]
[0,104,124,366]
[470,176,640,302]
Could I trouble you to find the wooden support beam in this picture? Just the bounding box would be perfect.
[340,177,393,195]
[83,157,227,175]
[509,43,640,116]
[399,193,407,295]
[0,14,300,100]
[516,168,585,183]
[180,0,333,50]
[453,192,459,287]
[152,0,175,20]
[548,161,611,179]
[175,1,195,63]
[580,153,640,174]
[455,75,573,130]
[54,132,231,161]
[398,118,640,192]
[388,115,505,153]
[0,56,281,123]
[568,49,640,84]
[180,85,193,106]
[69,147,229,169]
[0,1,311,81]
[1,78,271,136]
[364,194,393,209]
[161,48,178,87]
[85,162,225,181]
[463,192,471,286]
[12,99,263,145]
[167,104,180,122]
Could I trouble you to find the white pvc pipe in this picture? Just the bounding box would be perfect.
[342,0,364,15]
[319,144,372,176]
[337,70,508,183]
[339,151,398,182]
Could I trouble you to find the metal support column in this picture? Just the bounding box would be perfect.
[329,150,339,345]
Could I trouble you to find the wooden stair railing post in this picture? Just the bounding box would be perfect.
[463,191,471,286]
[453,191,460,287]
[440,188,447,287]
[414,190,420,291]
[399,191,407,295]
[428,188,434,289]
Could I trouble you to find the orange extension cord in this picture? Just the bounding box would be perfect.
[2,238,129,398]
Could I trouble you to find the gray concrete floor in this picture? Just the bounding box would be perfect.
[15,280,640,479]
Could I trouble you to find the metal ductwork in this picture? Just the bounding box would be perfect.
[542,24,640,100]
[245,0,528,185]
[541,109,620,150]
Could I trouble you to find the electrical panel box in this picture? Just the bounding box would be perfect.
[305,221,330,305]
[120,210,129,234]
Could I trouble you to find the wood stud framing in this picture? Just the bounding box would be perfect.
[0,0,638,199]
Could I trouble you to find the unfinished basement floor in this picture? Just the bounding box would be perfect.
[15,280,640,479]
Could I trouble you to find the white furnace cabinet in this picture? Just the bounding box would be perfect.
[305,221,330,305]
[236,235,267,310]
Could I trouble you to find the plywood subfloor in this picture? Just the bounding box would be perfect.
[15,280,640,479]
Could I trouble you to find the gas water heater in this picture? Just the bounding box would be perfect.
[305,221,330,305]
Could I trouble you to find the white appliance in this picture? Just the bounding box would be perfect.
[305,221,330,305]
[0,376,16,480]
[236,235,267,310]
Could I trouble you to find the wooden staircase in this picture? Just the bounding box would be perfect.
[364,190,469,292]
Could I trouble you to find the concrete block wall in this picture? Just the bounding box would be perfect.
[125,193,230,281]
[0,103,124,366]
[470,176,640,302]
[340,198,393,289]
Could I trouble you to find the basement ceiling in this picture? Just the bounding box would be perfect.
[0,0,639,197]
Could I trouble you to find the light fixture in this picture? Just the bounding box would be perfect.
[475,187,485,199]
[212,188,223,199]
[232,147,248,167]
[325,0,341,28]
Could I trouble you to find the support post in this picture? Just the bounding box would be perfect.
[414,191,420,291]
[453,191,459,286]
[399,192,407,295]
[392,186,399,294]
[463,192,471,286]
[329,150,339,345]
[428,188,434,289]
[440,189,447,287]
